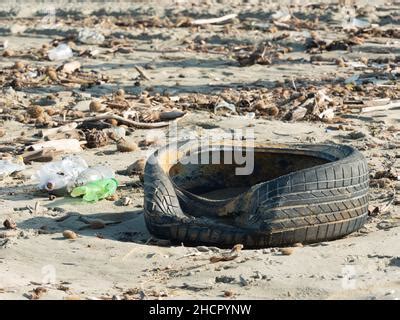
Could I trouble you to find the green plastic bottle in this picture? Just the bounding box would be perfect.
[70,178,118,202]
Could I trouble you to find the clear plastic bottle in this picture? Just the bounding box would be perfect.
[68,166,115,190]
[48,43,73,61]
[34,156,88,191]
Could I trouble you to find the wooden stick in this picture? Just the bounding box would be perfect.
[39,122,78,138]
[361,101,400,113]
[28,139,83,153]
[134,65,150,81]
[74,113,171,129]
[191,14,237,25]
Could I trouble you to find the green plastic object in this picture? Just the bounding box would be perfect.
[70,178,118,202]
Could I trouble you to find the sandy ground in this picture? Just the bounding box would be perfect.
[0,1,399,300]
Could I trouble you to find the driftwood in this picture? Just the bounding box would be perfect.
[74,113,172,129]
[28,139,83,153]
[361,101,400,113]
[191,14,237,25]
[21,147,61,163]
[39,122,78,138]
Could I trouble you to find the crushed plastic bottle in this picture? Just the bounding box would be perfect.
[68,166,115,190]
[78,28,105,45]
[34,155,88,192]
[70,178,118,202]
[48,43,73,61]
[0,157,25,178]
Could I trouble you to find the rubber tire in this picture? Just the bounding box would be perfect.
[143,142,369,248]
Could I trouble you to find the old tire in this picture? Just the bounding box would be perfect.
[143,142,369,248]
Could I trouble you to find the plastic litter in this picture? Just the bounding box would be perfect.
[48,43,73,61]
[70,178,118,202]
[70,166,115,190]
[34,155,88,192]
[78,28,105,45]
[214,100,236,114]
[0,157,25,178]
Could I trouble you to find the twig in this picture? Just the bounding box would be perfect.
[133,65,150,81]
[191,13,237,25]
[380,189,396,214]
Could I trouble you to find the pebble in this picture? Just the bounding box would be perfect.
[117,139,139,152]
[279,248,294,255]
[63,230,77,240]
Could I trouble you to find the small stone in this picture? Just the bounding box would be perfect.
[63,230,77,240]
[89,100,105,112]
[2,49,14,57]
[335,58,346,67]
[13,61,25,70]
[224,290,234,297]
[3,218,17,230]
[108,119,118,126]
[266,105,279,116]
[126,159,146,175]
[28,105,44,118]
[117,139,139,152]
[115,89,125,99]
[45,67,58,81]
[279,247,294,255]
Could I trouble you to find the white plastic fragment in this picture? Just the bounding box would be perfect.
[48,43,73,61]
[214,100,236,114]
[0,158,25,179]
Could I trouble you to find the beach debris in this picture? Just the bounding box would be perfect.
[78,216,121,229]
[28,139,83,154]
[134,65,150,81]
[0,157,25,178]
[39,123,78,139]
[70,178,118,202]
[191,13,237,26]
[33,155,88,192]
[28,287,47,300]
[73,166,115,188]
[48,43,73,61]
[75,113,171,129]
[77,28,105,45]
[85,129,109,148]
[121,196,132,206]
[3,218,17,230]
[214,100,236,114]
[210,244,243,263]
